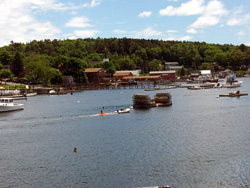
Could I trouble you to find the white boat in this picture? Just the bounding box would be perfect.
[115,108,130,114]
[222,80,242,88]
[49,90,56,95]
[221,75,242,88]
[0,98,24,112]
[24,92,37,97]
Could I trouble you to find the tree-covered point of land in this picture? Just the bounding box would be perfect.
[0,38,250,85]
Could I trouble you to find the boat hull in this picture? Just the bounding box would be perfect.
[116,108,130,114]
[219,93,248,97]
[0,104,24,112]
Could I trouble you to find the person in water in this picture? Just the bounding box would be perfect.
[100,110,103,114]
[236,89,240,94]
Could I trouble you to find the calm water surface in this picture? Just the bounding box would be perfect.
[1,77,250,188]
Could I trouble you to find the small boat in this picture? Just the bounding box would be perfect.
[98,112,108,116]
[187,85,203,90]
[49,90,56,95]
[25,92,37,97]
[115,108,130,114]
[0,98,24,112]
[218,93,248,97]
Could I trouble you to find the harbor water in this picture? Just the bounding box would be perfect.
[1,77,250,188]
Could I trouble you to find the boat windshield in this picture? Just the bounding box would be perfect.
[0,99,13,103]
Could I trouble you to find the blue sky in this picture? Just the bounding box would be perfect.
[1,0,250,47]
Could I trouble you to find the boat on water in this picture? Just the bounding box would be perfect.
[0,98,24,112]
[115,108,130,114]
[49,90,56,95]
[98,112,108,116]
[25,92,37,97]
[218,89,248,97]
[218,93,248,97]
[221,75,242,88]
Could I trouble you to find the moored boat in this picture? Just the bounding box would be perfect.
[0,98,24,112]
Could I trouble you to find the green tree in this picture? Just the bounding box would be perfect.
[117,57,136,70]
[0,69,13,79]
[11,52,24,77]
[176,67,185,77]
[25,54,54,85]
[73,71,88,83]
[49,68,62,85]
[228,49,244,70]
[199,62,214,71]
[148,59,162,71]
[0,50,13,65]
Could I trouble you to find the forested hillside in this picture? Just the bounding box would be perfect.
[0,38,249,85]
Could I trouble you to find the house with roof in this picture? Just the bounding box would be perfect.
[85,68,106,84]
[165,62,182,71]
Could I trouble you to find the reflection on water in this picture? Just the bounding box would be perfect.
[1,77,250,187]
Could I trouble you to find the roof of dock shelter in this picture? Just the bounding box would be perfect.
[113,72,133,77]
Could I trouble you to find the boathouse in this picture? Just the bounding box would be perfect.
[149,71,176,80]
[85,68,106,84]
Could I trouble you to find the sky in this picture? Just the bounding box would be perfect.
[1,0,250,47]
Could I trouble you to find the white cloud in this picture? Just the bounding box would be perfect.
[0,0,64,46]
[138,11,152,18]
[186,28,197,34]
[159,0,228,33]
[132,27,163,38]
[82,0,101,8]
[113,30,127,34]
[204,0,228,16]
[166,30,178,33]
[227,11,250,26]
[165,35,192,41]
[190,15,220,28]
[0,0,100,47]
[73,30,100,38]
[65,17,93,28]
[159,0,205,16]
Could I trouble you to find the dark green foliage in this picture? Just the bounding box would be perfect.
[0,38,249,85]
[11,52,24,77]
[0,69,13,79]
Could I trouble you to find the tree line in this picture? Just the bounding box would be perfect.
[0,38,249,85]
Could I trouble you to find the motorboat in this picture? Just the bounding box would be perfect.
[221,75,242,88]
[115,108,130,114]
[221,80,242,88]
[0,98,24,112]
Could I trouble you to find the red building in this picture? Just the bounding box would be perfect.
[149,71,176,80]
